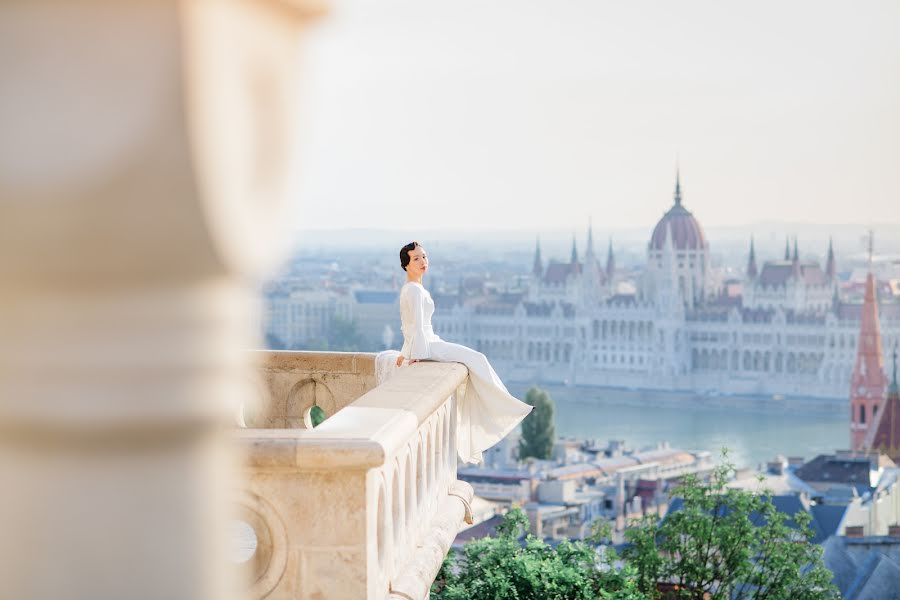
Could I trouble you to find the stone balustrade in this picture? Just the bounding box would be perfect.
[246,351,378,428]
[234,351,474,600]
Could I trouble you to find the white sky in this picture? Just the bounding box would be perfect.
[292,0,900,232]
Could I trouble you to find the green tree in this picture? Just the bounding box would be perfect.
[623,456,839,600]
[431,508,646,600]
[519,386,556,460]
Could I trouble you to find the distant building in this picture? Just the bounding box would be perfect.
[823,534,900,600]
[430,172,900,399]
[864,349,900,462]
[458,437,712,541]
[794,452,894,497]
[851,263,889,450]
[351,290,399,349]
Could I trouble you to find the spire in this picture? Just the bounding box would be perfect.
[606,237,615,280]
[784,237,790,261]
[747,236,758,279]
[532,237,543,278]
[866,229,874,270]
[826,236,836,279]
[674,168,683,206]
[791,237,801,278]
[851,233,888,452]
[586,219,596,260]
[570,233,579,265]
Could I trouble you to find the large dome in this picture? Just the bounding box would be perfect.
[649,176,706,251]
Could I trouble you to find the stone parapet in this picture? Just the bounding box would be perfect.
[236,353,473,600]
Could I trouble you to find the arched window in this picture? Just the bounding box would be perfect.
[859,404,866,425]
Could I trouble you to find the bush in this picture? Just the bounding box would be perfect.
[623,457,838,599]
[435,454,839,600]
[431,508,646,600]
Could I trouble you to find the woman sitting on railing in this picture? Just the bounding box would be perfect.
[392,241,532,465]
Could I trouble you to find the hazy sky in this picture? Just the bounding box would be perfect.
[293,0,900,232]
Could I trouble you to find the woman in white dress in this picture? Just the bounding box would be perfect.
[395,241,532,464]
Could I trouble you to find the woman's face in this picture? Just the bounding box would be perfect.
[406,245,428,278]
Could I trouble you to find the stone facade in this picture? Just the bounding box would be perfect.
[431,177,900,400]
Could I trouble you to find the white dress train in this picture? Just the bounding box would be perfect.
[398,281,532,464]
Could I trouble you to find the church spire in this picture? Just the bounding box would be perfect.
[570,233,579,265]
[606,237,615,280]
[747,237,758,279]
[674,168,683,206]
[532,236,543,278]
[586,218,595,260]
[851,233,887,452]
[826,236,836,279]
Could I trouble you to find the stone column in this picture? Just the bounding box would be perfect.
[0,1,323,598]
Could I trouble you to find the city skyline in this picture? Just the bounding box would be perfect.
[292,0,900,232]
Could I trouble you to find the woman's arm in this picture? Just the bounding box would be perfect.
[406,285,432,361]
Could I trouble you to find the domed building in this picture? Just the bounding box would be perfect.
[644,171,712,307]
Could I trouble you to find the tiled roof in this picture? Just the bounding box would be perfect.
[794,454,874,491]
[543,261,581,284]
[757,261,830,287]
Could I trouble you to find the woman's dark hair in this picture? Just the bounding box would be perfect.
[399,241,421,271]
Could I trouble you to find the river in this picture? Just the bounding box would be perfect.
[507,384,848,469]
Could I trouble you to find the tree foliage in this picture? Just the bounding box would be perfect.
[434,455,839,600]
[431,508,645,600]
[623,457,839,599]
[519,386,556,460]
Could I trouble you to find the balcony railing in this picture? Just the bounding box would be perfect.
[233,351,474,600]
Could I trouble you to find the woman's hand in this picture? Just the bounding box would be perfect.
[395,356,420,367]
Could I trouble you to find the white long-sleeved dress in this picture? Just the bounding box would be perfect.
[399,281,532,464]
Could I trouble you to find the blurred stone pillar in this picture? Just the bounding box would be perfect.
[0,1,323,599]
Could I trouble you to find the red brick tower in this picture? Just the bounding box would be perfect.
[865,347,900,462]
[850,244,887,451]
